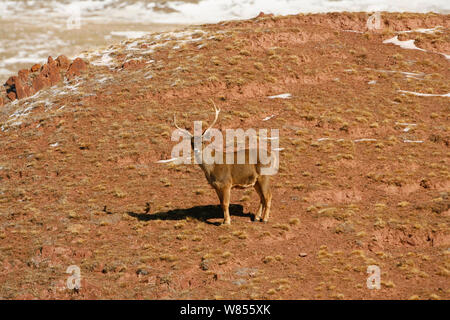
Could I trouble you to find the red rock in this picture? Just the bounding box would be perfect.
[31,64,41,72]
[15,78,28,99]
[50,71,61,85]
[25,86,35,97]
[66,58,87,80]
[15,79,35,99]
[7,91,16,101]
[40,61,61,86]
[18,69,30,82]
[5,76,17,87]
[32,74,51,92]
[48,64,61,85]
[56,55,71,70]
[40,63,50,77]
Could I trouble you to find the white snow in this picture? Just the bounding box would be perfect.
[262,115,276,121]
[383,36,426,51]
[383,36,450,61]
[156,158,180,163]
[268,93,292,99]
[399,90,450,97]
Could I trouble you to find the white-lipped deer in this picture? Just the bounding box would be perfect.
[174,102,274,225]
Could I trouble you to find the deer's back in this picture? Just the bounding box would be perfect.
[205,149,269,189]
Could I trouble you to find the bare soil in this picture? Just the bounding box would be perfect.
[0,12,449,300]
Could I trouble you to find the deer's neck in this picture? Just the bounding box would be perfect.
[193,149,215,181]
[198,162,214,176]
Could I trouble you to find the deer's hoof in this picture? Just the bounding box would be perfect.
[222,220,231,225]
[262,220,269,224]
[254,217,261,222]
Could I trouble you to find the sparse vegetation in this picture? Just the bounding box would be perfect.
[0,11,448,300]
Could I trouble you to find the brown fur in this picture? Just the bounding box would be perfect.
[194,147,272,225]
[174,102,273,225]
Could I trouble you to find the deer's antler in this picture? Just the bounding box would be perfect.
[203,99,221,135]
[173,114,193,137]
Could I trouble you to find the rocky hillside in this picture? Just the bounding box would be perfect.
[0,12,449,299]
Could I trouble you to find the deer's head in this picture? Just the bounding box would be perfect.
[173,101,221,155]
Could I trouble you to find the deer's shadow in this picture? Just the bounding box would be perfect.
[127,204,253,226]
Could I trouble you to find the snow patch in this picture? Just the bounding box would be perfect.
[383,36,425,51]
[383,36,450,61]
[403,140,423,143]
[399,90,450,97]
[262,115,275,121]
[268,93,292,99]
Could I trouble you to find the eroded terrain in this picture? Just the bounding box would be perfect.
[0,12,449,299]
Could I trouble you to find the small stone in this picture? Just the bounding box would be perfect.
[200,259,210,271]
[299,252,307,257]
[136,268,149,276]
[420,179,431,189]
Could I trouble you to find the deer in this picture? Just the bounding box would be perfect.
[174,101,274,225]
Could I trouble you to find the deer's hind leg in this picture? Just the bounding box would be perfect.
[258,175,272,223]
[253,181,265,222]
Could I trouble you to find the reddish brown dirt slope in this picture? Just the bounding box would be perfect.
[0,12,449,299]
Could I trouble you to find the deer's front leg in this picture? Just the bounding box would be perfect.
[253,182,265,222]
[216,186,231,225]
